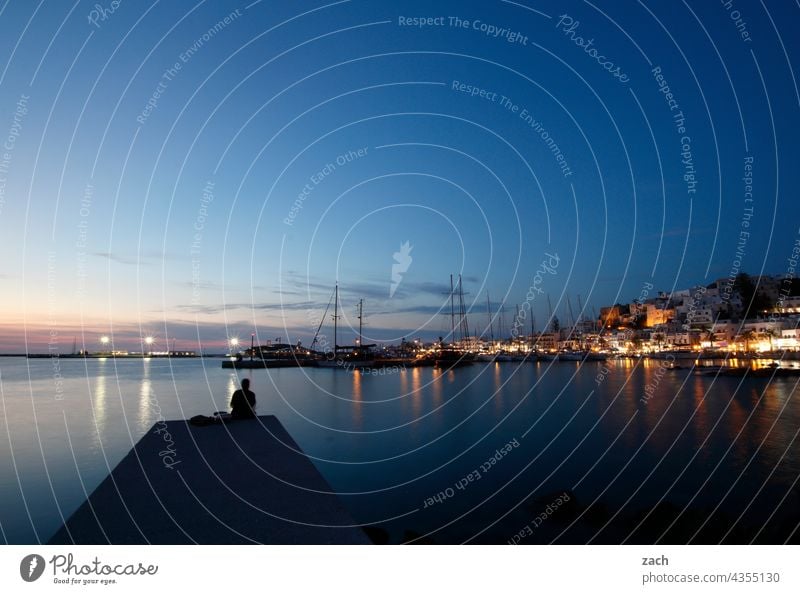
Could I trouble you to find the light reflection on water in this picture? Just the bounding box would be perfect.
[0,357,797,544]
[351,371,363,430]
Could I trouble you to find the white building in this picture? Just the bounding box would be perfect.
[778,329,800,351]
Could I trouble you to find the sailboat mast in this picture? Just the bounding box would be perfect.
[449,274,455,340]
[487,292,494,342]
[358,298,363,347]
[458,274,464,343]
[498,304,505,340]
[333,282,339,357]
[458,275,469,342]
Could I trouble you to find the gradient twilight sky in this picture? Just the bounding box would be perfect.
[0,0,798,352]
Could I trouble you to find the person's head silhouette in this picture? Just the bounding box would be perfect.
[241,378,250,391]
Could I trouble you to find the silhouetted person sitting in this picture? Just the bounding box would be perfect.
[230,378,256,419]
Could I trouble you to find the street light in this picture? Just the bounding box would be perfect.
[144,336,154,355]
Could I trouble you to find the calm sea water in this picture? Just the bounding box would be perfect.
[0,356,798,544]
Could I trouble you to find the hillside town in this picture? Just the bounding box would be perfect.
[501,272,800,358]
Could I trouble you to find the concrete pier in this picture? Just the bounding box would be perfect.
[48,415,369,544]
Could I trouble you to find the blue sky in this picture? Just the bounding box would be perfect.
[0,0,798,351]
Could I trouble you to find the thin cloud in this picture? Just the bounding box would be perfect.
[175,301,319,315]
[92,252,142,265]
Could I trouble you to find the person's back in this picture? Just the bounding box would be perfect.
[230,378,256,419]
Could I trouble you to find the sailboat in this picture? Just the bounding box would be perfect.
[315,284,375,369]
[430,274,474,368]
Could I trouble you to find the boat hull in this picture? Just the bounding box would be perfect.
[221,359,312,369]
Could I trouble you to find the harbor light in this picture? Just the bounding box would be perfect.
[100,336,109,345]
